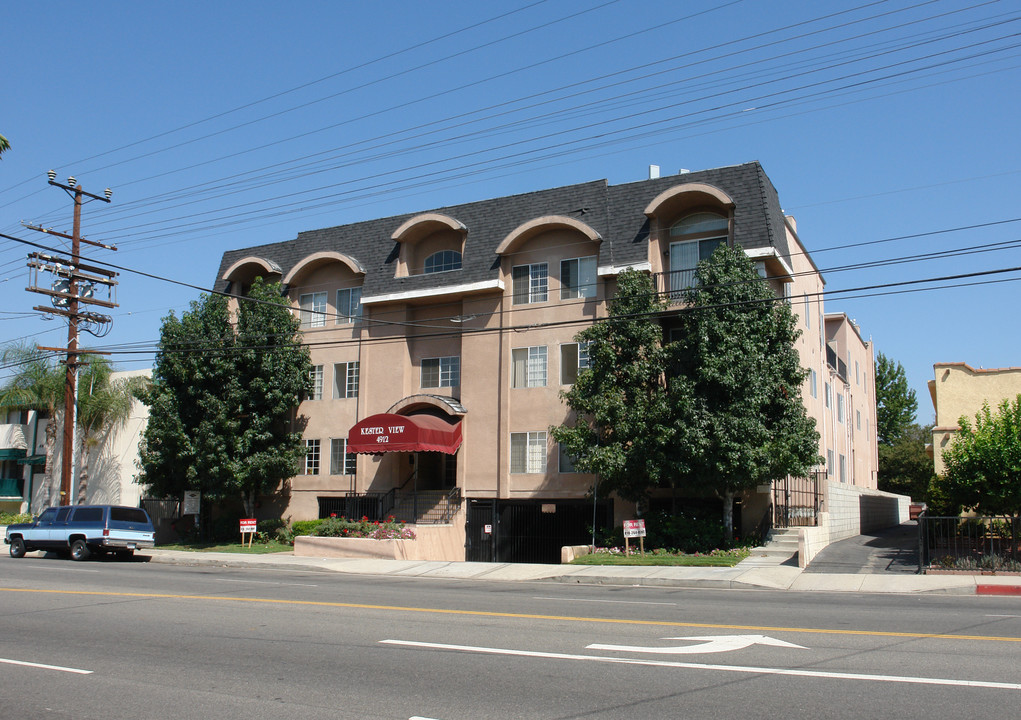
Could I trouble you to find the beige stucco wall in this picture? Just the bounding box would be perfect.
[929,363,1021,475]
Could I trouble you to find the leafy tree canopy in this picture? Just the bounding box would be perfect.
[935,395,1021,518]
[670,245,820,536]
[877,422,934,502]
[875,351,917,445]
[137,278,312,516]
[551,269,676,503]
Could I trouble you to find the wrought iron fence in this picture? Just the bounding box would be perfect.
[918,515,1020,573]
[317,491,395,521]
[772,474,821,528]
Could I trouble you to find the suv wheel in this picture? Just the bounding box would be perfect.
[70,539,91,561]
[9,537,26,558]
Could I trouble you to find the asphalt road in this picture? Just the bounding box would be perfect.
[1,554,1019,719]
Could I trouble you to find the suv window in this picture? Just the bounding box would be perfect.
[37,508,57,522]
[111,508,149,523]
[55,507,72,522]
[71,507,104,522]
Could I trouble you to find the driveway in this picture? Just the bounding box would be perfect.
[804,522,919,574]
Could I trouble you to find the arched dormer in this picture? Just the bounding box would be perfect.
[282,251,365,286]
[221,256,283,295]
[391,213,467,277]
[495,215,601,256]
[643,182,735,219]
[643,183,735,290]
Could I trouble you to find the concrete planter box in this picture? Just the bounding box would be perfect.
[293,535,417,560]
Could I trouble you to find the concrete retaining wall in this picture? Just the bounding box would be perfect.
[293,522,466,561]
[798,484,910,568]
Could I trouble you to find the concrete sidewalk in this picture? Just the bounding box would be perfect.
[143,548,1021,595]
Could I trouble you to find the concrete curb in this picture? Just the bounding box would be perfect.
[137,549,1021,595]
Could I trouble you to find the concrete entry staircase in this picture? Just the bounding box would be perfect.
[739,527,800,567]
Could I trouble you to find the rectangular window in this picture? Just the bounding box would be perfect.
[336,287,362,324]
[309,365,323,400]
[560,256,597,299]
[305,439,320,475]
[330,438,357,476]
[804,296,810,328]
[856,410,862,430]
[299,292,327,329]
[421,356,460,388]
[333,362,359,399]
[825,382,831,409]
[827,449,834,479]
[558,443,578,473]
[839,454,847,483]
[511,346,547,388]
[512,263,548,304]
[510,431,547,473]
[560,341,591,385]
[809,369,817,398]
[855,360,860,385]
[669,238,726,292]
[837,393,844,424]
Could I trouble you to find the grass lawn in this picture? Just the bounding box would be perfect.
[570,548,749,567]
[156,540,293,554]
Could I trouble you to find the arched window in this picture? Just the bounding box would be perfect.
[424,250,462,274]
[668,212,728,292]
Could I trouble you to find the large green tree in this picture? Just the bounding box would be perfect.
[875,351,917,445]
[877,422,934,502]
[670,246,820,537]
[551,269,679,503]
[935,396,1021,518]
[137,278,312,516]
[0,344,65,505]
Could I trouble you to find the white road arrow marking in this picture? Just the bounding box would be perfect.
[587,634,807,654]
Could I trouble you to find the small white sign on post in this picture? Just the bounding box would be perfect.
[622,519,646,556]
[239,518,257,548]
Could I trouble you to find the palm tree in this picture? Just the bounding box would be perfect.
[74,357,149,504]
[0,344,65,505]
[0,133,10,159]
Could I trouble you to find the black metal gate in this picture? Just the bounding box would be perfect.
[772,474,822,528]
[465,499,612,564]
[140,497,181,544]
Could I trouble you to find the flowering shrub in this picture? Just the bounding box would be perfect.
[312,515,416,541]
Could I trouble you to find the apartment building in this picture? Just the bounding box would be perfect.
[215,162,878,562]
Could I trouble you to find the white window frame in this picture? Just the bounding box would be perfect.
[560,341,591,385]
[330,438,357,476]
[512,346,547,388]
[825,382,831,409]
[309,365,323,400]
[421,356,460,388]
[837,393,844,424]
[336,287,362,325]
[423,250,462,274]
[299,292,327,329]
[333,361,360,399]
[560,256,597,299]
[512,263,548,305]
[305,439,321,475]
[827,449,834,479]
[839,453,847,483]
[511,431,547,474]
[809,369,817,398]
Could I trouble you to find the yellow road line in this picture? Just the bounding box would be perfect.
[2,587,1018,643]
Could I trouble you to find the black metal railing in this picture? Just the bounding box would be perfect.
[755,503,774,545]
[772,475,821,528]
[317,491,394,521]
[918,515,1020,573]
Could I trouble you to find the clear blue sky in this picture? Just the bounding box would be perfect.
[2,0,1019,424]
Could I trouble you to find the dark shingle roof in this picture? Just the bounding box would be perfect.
[214,161,789,294]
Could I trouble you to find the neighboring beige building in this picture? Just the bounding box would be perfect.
[215,162,883,562]
[928,363,1021,475]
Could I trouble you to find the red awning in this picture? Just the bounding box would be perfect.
[347,413,462,455]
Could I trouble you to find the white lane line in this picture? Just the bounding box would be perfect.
[0,657,92,675]
[985,614,1021,618]
[380,640,1021,690]
[215,579,319,587]
[532,596,677,606]
[23,566,101,573]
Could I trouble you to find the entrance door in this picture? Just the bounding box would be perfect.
[465,499,495,562]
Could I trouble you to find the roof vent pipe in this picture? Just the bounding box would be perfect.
[648,165,660,179]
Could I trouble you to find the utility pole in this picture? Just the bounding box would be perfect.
[25,171,116,506]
